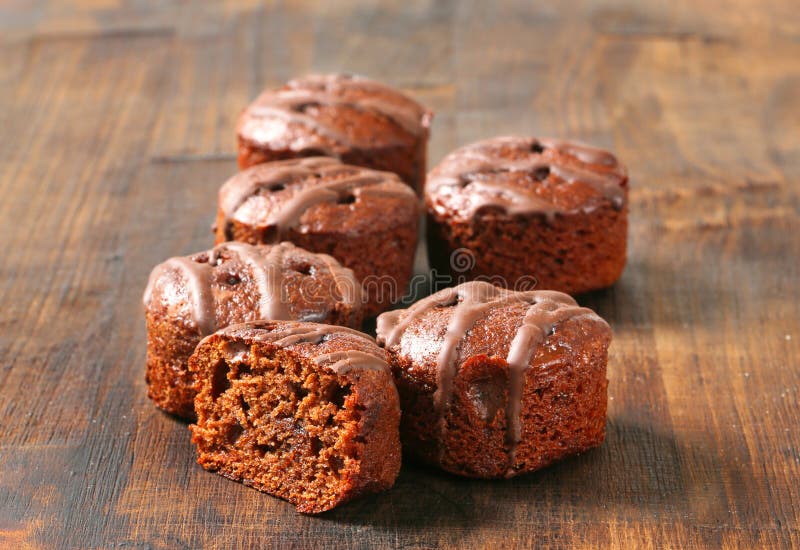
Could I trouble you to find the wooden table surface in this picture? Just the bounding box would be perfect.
[1,1,798,548]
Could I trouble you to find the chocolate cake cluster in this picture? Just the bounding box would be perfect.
[142,73,627,513]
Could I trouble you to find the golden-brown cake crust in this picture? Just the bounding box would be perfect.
[237,74,432,193]
[189,321,401,513]
[425,136,628,294]
[376,281,611,478]
[143,242,363,419]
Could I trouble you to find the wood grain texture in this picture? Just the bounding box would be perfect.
[1,1,798,548]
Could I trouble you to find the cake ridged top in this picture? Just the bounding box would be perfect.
[212,320,389,375]
[425,136,628,221]
[217,157,418,238]
[376,281,610,475]
[143,242,362,335]
[237,73,433,152]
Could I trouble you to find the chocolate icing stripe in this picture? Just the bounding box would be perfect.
[375,287,459,349]
[265,174,383,239]
[539,138,619,167]
[432,291,526,461]
[262,92,427,139]
[215,322,377,360]
[243,74,431,149]
[271,324,370,348]
[466,136,622,170]
[313,350,389,374]
[464,181,560,218]
[288,74,430,137]
[223,241,290,321]
[426,136,627,220]
[144,242,362,338]
[549,164,626,208]
[143,257,217,335]
[220,160,415,241]
[317,252,361,308]
[350,96,428,137]
[247,104,350,143]
[503,297,597,476]
[219,158,340,220]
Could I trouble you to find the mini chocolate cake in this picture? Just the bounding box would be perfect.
[143,241,363,419]
[376,281,610,479]
[237,73,432,193]
[425,136,628,295]
[214,157,420,317]
[189,321,401,514]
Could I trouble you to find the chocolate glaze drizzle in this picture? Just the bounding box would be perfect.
[222,241,289,321]
[222,321,387,374]
[143,242,359,335]
[376,281,604,476]
[143,256,219,335]
[315,250,361,309]
[239,73,433,151]
[426,136,628,222]
[270,322,368,347]
[312,350,389,374]
[218,157,417,238]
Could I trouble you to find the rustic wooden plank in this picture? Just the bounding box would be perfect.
[0,31,176,549]
[0,0,798,548]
